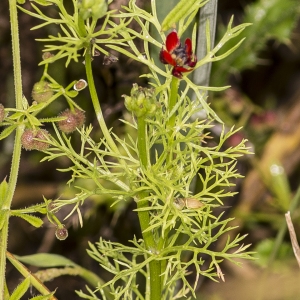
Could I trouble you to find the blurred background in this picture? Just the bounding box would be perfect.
[1,0,300,299]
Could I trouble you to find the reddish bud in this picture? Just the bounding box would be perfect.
[42,52,54,61]
[73,79,87,91]
[21,128,50,151]
[57,108,86,134]
[35,129,50,151]
[55,225,68,240]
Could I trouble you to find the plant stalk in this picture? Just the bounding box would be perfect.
[136,116,162,300]
[0,1,24,298]
[167,76,179,129]
[6,252,57,299]
[84,49,122,159]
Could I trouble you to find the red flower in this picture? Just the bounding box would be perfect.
[159,30,197,78]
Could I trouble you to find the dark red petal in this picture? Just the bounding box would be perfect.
[174,66,190,73]
[184,38,192,55]
[166,31,180,52]
[159,49,176,66]
[187,55,197,67]
[172,67,183,78]
[172,66,193,78]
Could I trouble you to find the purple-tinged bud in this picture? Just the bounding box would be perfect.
[57,108,86,134]
[35,129,50,151]
[73,79,87,91]
[42,52,54,61]
[21,128,50,151]
[55,225,68,240]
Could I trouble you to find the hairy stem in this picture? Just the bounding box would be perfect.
[136,116,162,300]
[167,76,179,128]
[0,0,24,297]
[137,117,148,167]
[6,252,57,299]
[84,49,122,159]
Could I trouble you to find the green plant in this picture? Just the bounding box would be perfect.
[1,0,254,299]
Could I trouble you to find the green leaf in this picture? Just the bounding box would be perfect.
[9,276,31,300]
[0,125,17,141]
[22,95,29,110]
[29,292,56,300]
[14,253,77,268]
[13,203,48,214]
[269,163,291,211]
[161,0,208,31]
[27,114,43,127]
[38,116,66,123]
[28,102,48,113]
[66,90,78,98]
[30,0,53,6]
[11,212,43,228]
[0,178,8,207]
[9,112,24,120]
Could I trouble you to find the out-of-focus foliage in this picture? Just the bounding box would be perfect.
[212,0,300,86]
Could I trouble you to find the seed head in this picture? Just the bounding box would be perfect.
[21,128,50,151]
[32,81,53,103]
[57,108,86,134]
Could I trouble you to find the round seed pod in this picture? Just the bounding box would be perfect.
[184,198,204,209]
[21,128,50,151]
[73,79,87,91]
[55,225,68,241]
[34,129,50,151]
[57,108,86,134]
[32,81,53,103]
[21,129,36,150]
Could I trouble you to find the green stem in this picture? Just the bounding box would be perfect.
[77,13,87,37]
[267,185,300,267]
[159,76,180,285]
[6,252,57,299]
[136,116,161,300]
[137,117,148,167]
[84,49,122,159]
[0,1,24,297]
[167,76,179,128]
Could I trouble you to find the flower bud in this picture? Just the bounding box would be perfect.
[32,81,53,103]
[173,197,185,210]
[35,129,50,151]
[174,197,204,210]
[55,225,68,240]
[103,54,118,65]
[184,198,204,209]
[21,128,50,151]
[73,79,87,91]
[123,84,157,118]
[79,0,108,20]
[0,104,5,123]
[57,108,86,134]
[42,52,54,61]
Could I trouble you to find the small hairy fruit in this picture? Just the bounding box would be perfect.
[0,104,5,123]
[21,128,50,151]
[32,81,53,103]
[57,108,86,134]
